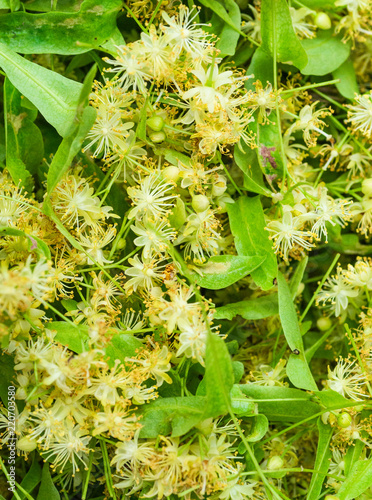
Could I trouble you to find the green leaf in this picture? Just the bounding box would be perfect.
[277,271,304,353]
[198,0,242,35]
[0,353,14,406]
[105,333,144,368]
[245,46,274,91]
[15,455,42,500]
[205,330,234,416]
[193,255,266,290]
[0,226,51,260]
[306,419,333,500]
[344,439,365,476]
[4,78,33,191]
[314,389,350,409]
[261,0,308,69]
[300,0,337,7]
[138,396,207,438]
[333,58,359,100]
[257,119,285,181]
[0,0,122,55]
[230,385,257,417]
[37,464,60,500]
[0,42,83,137]
[239,385,320,422]
[301,30,351,76]
[338,458,372,500]
[234,141,271,196]
[49,321,89,353]
[227,196,277,290]
[287,354,318,392]
[215,293,278,321]
[214,0,241,57]
[289,256,308,299]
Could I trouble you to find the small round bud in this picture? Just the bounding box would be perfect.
[117,238,126,250]
[314,12,332,30]
[296,282,305,296]
[17,436,38,453]
[317,316,332,331]
[162,166,180,182]
[337,412,353,428]
[149,131,166,143]
[192,194,210,213]
[147,115,164,132]
[267,456,284,471]
[212,175,227,197]
[362,178,372,197]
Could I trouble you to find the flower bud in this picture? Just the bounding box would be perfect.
[192,194,210,213]
[117,238,126,250]
[317,316,332,331]
[211,175,227,197]
[147,115,164,132]
[17,436,38,453]
[149,131,166,143]
[337,412,352,428]
[267,456,284,471]
[362,178,372,197]
[314,12,332,30]
[162,166,180,182]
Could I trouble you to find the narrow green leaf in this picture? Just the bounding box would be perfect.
[0,0,122,55]
[306,419,333,500]
[0,43,83,137]
[277,271,304,352]
[338,458,372,500]
[344,439,365,476]
[214,0,241,56]
[215,293,278,321]
[227,196,277,290]
[287,354,318,391]
[37,464,60,500]
[261,0,308,69]
[289,256,308,299]
[333,58,359,100]
[193,255,266,290]
[301,30,351,76]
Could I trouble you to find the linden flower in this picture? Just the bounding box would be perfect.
[287,102,332,147]
[131,219,176,258]
[247,82,281,123]
[124,255,166,292]
[176,315,209,365]
[218,476,257,500]
[84,109,134,158]
[345,259,372,289]
[127,174,177,221]
[104,42,150,92]
[42,421,91,475]
[326,358,366,400]
[317,267,359,317]
[141,25,173,80]
[290,7,316,39]
[0,182,29,226]
[346,93,372,138]
[78,226,116,266]
[161,5,212,57]
[266,211,314,261]
[126,345,172,386]
[111,430,156,471]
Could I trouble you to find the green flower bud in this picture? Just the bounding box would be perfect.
[192,194,210,213]
[162,166,180,182]
[147,115,164,132]
[362,178,372,197]
[117,238,126,250]
[211,175,227,197]
[149,131,166,143]
[314,12,332,30]
[17,436,38,453]
[267,456,284,471]
[337,412,352,428]
[317,316,332,331]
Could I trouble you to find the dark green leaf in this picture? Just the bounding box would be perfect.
[230,385,257,416]
[261,0,308,69]
[306,419,333,500]
[234,141,271,196]
[193,255,266,290]
[338,459,372,500]
[198,0,242,35]
[257,119,285,180]
[289,256,308,299]
[49,321,89,353]
[0,353,14,406]
[214,0,241,56]
[227,196,277,290]
[215,293,278,320]
[37,464,60,500]
[0,43,83,137]
[0,0,122,55]
[277,271,303,352]
[15,455,42,500]
[245,46,274,91]
[344,439,365,476]
[301,30,351,76]
[333,58,359,100]
[239,385,320,422]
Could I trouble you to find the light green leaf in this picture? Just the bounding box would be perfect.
[214,0,241,56]
[277,271,304,352]
[198,0,242,35]
[261,0,308,69]
[230,385,257,417]
[105,333,144,368]
[314,389,350,409]
[215,293,278,321]
[234,141,271,196]
[0,42,83,137]
[227,196,277,290]
[0,0,122,55]
[239,385,320,422]
[344,439,365,476]
[289,256,308,299]
[333,58,359,100]
[306,419,333,500]
[338,458,372,500]
[49,321,89,353]
[257,119,285,180]
[301,30,351,76]
[37,464,60,500]
[287,354,318,392]
[245,46,274,91]
[193,255,266,290]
